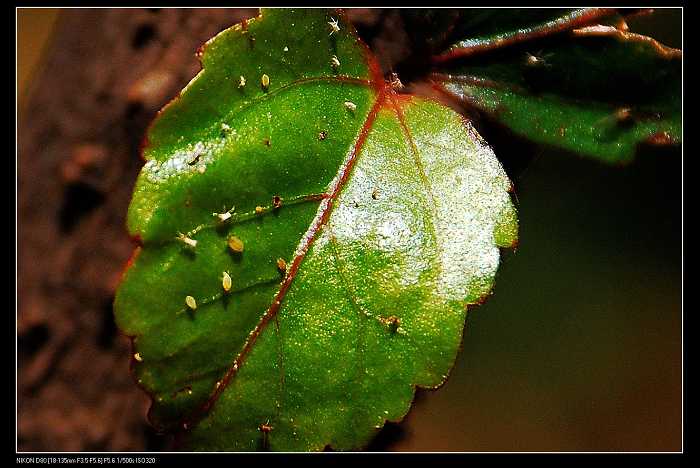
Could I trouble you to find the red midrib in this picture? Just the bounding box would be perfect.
[179,11,388,433]
[183,83,392,431]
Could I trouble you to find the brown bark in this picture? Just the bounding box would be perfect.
[17,8,260,451]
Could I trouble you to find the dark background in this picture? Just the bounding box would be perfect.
[17,8,682,452]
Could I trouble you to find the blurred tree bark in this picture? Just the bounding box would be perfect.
[17,8,260,451]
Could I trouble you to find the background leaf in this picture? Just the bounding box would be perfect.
[431,22,681,163]
[401,8,618,59]
[114,8,517,451]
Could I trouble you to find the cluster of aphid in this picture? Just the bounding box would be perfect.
[232,70,357,114]
[170,21,361,315]
[173,199,289,314]
[229,16,356,119]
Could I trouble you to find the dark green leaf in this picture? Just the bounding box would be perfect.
[425,8,619,60]
[432,25,681,163]
[114,8,517,451]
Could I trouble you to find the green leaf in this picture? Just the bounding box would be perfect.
[114,8,517,451]
[432,24,681,163]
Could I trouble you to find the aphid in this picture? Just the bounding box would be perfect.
[134,352,143,362]
[389,72,403,91]
[330,55,340,70]
[263,137,271,147]
[371,188,379,200]
[259,422,273,433]
[277,258,287,273]
[228,235,244,253]
[177,232,197,248]
[238,75,246,88]
[328,17,340,35]
[261,74,270,90]
[344,101,357,112]
[384,315,401,333]
[255,206,264,214]
[525,52,546,67]
[222,271,232,293]
[318,131,327,141]
[273,195,282,209]
[185,295,197,310]
[213,210,232,223]
[614,107,633,125]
